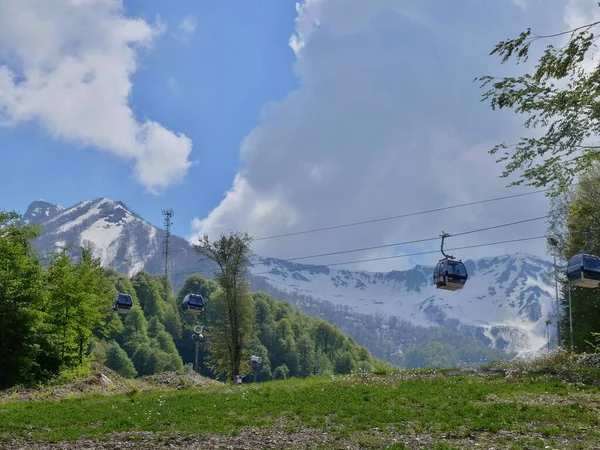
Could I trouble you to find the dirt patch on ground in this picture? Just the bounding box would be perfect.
[137,371,221,390]
[475,392,600,410]
[3,427,596,450]
[2,428,337,450]
[0,366,221,404]
[344,368,507,387]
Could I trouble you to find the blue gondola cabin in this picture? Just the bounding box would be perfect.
[433,258,468,291]
[182,293,205,315]
[113,293,133,314]
[566,252,600,288]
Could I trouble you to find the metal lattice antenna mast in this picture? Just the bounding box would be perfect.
[162,208,174,279]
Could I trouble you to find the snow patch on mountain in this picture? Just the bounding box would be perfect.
[251,253,556,354]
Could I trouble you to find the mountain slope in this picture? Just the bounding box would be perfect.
[252,254,556,354]
[19,198,556,356]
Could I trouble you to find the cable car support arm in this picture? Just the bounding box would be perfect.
[440,232,455,260]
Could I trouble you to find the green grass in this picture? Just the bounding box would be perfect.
[1,372,600,447]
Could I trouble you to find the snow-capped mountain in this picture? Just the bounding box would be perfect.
[253,254,557,354]
[20,198,557,355]
[22,198,215,284]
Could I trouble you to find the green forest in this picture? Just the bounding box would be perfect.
[0,211,389,390]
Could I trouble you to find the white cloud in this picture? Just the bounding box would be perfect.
[189,0,579,271]
[0,0,192,193]
[174,15,197,42]
[564,0,600,29]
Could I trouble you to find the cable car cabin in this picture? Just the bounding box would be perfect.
[566,252,600,288]
[113,293,133,314]
[433,258,468,291]
[182,293,205,315]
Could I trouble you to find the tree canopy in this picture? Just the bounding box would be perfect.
[477,14,600,194]
[546,163,600,351]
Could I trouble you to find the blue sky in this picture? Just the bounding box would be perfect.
[0,0,299,238]
[0,0,595,271]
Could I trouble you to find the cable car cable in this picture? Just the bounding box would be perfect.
[105,183,565,266]
[165,234,547,279]
[164,215,549,278]
[275,215,548,263]
[249,235,548,276]
[252,189,550,241]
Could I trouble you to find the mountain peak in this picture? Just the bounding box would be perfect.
[22,200,64,225]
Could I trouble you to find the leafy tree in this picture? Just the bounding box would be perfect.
[404,341,459,369]
[90,340,109,365]
[296,333,316,377]
[132,271,167,323]
[45,251,80,367]
[46,248,114,368]
[147,316,184,372]
[193,232,256,382]
[272,364,290,380]
[272,318,300,373]
[132,271,182,342]
[247,291,378,378]
[334,351,359,374]
[103,268,139,302]
[313,320,344,358]
[74,248,119,359]
[547,163,600,351]
[115,306,181,375]
[131,344,155,376]
[477,13,600,194]
[202,288,256,381]
[0,211,52,388]
[313,350,334,376]
[118,307,150,354]
[105,341,137,378]
[254,292,276,350]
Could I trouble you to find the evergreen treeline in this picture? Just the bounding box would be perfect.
[0,212,387,389]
